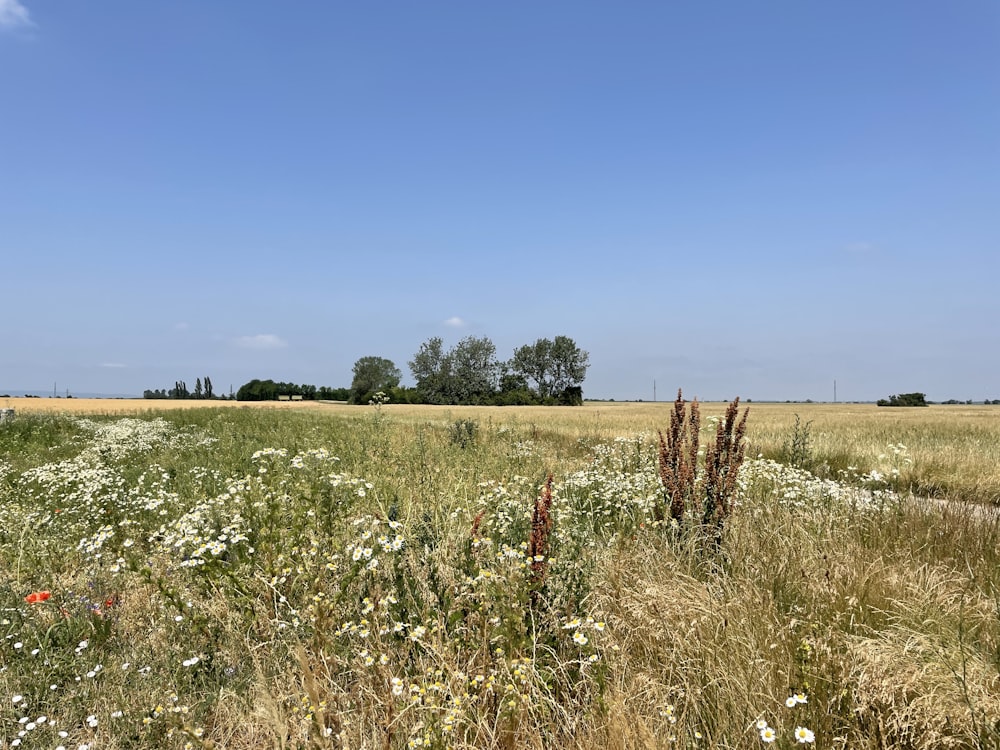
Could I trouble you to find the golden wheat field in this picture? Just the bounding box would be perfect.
[3,397,325,414]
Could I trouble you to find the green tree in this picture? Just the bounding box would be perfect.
[510,335,589,400]
[409,337,452,404]
[350,356,402,404]
[409,336,503,404]
[449,336,501,404]
[237,379,278,401]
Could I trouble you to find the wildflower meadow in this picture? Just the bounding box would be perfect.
[1,399,998,748]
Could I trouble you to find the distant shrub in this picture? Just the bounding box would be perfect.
[876,392,928,407]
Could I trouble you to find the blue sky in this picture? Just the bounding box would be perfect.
[2,1,998,401]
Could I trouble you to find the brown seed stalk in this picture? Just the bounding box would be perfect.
[657,389,700,525]
[527,474,554,592]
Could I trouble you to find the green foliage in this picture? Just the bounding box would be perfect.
[779,414,814,469]
[450,336,502,403]
[235,379,319,401]
[140,375,215,400]
[877,392,928,407]
[409,334,589,405]
[491,387,541,406]
[510,335,590,400]
[236,378,277,401]
[0,413,87,472]
[383,385,421,404]
[349,356,402,404]
[447,418,479,448]
[558,385,584,406]
[316,385,351,401]
[408,336,451,404]
[409,336,502,404]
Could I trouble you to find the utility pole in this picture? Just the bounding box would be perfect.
[653,379,657,402]
[834,379,837,404]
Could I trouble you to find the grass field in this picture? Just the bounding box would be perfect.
[1,400,998,748]
[10,398,997,505]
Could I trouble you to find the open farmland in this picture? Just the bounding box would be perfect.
[7,398,1000,505]
[3,398,327,415]
[1,402,998,748]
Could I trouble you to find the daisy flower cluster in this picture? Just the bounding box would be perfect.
[344,515,406,573]
[738,457,901,513]
[756,692,814,744]
[555,449,660,538]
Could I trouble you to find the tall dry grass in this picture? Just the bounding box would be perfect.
[587,489,1000,748]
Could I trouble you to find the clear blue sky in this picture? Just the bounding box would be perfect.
[2,1,998,401]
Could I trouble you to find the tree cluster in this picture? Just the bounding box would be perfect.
[144,377,216,400]
[234,379,351,402]
[349,356,402,404]
[876,392,928,407]
[405,334,589,405]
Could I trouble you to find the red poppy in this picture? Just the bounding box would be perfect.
[25,590,51,604]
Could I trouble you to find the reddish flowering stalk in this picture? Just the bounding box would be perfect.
[470,509,486,539]
[527,474,554,595]
[702,397,749,531]
[657,389,700,525]
[25,590,51,604]
[657,390,749,549]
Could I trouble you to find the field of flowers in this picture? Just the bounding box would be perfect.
[1,404,998,749]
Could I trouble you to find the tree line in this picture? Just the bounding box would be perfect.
[234,381,350,402]
[349,335,589,406]
[144,377,218,400]
[877,392,1000,406]
[144,335,589,406]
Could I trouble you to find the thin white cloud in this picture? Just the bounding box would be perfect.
[173,322,190,331]
[843,241,877,255]
[100,363,126,368]
[0,0,32,29]
[234,333,288,350]
[443,316,466,328]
